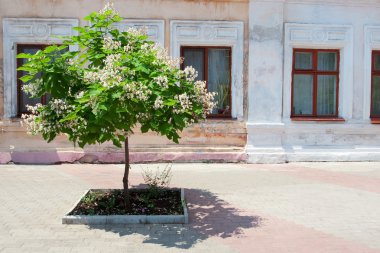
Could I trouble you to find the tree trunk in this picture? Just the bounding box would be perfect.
[123,137,130,207]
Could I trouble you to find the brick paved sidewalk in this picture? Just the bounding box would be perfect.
[0,162,380,253]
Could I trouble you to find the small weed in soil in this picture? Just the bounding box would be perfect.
[69,189,183,216]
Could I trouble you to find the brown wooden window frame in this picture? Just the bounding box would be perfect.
[371,50,380,120]
[291,48,341,120]
[180,46,232,119]
[17,44,50,117]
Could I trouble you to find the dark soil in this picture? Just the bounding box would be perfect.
[69,188,184,216]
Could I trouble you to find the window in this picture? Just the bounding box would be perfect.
[291,49,340,118]
[181,46,232,118]
[17,44,50,116]
[371,51,380,119]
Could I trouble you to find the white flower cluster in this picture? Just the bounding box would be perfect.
[21,104,43,135]
[123,81,152,101]
[141,43,150,51]
[178,93,192,110]
[84,71,98,83]
[124,43,133,53]
[67,117,87,134]
[152,44,181,70]
[21,113,41,135]
[136,112,151,121]
[193,80,217,116]
[154,96,164,109]
[67,59,76,66]
[22,79,42,97]
[154,76,169,89]
[104,53,121,67]
[84,53,124,88]
[184,118,195,127]
[174,93,192,114]
[184,66,198,81]
[75,91,84,99]
[50,99,75,115]
[22,100,88,138]
[103,36,121,51]
[99,2,118,16]
[126,27,147,37]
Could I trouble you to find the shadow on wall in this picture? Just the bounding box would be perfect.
[87,188,262,249]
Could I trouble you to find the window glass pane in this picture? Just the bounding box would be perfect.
[19,46,43,114]
[208,48,231,115]
[317,75,337,116]
[182,48,204,81]
[295,52,312,70]
[371,76,380,115]
[373,53,380,71]
[318,52,337,71]
[293,74,313,115]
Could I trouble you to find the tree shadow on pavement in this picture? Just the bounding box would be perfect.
[87,188,262,249]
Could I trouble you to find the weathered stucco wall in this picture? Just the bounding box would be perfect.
[247,0,380,163]
[0,0,248,163]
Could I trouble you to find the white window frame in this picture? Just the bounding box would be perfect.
[283,23,354,122]
[364,25,380,120]
[3,18,79,118]
[170,20,244,120]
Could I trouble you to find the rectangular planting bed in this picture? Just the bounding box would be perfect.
[62,188,188,225]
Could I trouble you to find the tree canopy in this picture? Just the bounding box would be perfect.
[19,3,216,148]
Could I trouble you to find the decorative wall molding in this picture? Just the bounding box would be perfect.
[282,0,380,8]
[363,26,380,120]
[286,23,350,46]
[113,19,165,46]
[3,18,79,118]
[283,23,354,121]
[170,20,244,120]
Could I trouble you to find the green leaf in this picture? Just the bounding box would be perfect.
[164,99,177,106]
[19,75,34,83]
[112,92,122,99]
[141,124,150,133]
[77,96,90,104]
[59,111,77,123]
[17,66,37,72]
[44,45,59,54]
[89,89,102,97]
[173,114,185,128]
[98,104,107,111]
[16,53,38,59]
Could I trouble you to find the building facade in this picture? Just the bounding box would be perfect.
[0,0,379,164]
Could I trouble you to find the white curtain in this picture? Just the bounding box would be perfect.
[372,76,380,115]
[183,49,204,81]
[208,49,231,114]
[317,75,336,115]
[293,74,313,115]
[316,52,337,115]
[295,52,312,70]
[318,52,337,71]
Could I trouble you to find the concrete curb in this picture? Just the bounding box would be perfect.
[62,188,189,225]
[0,151,247,164]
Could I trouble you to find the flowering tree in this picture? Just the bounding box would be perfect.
[19,3,215,200]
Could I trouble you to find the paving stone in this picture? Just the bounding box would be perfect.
[0,163,380,252]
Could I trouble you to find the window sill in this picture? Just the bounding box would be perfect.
[371,119,380,124]
[205,117,237,121]
[291,117,345,122]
